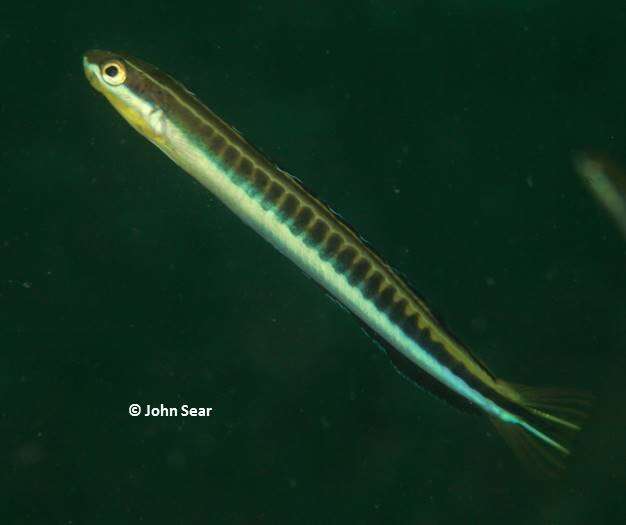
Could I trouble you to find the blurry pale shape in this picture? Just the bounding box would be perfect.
[574,152,626,239]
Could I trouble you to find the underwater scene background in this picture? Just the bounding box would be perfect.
[1,1,625,523]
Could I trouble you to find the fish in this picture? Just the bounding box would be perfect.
[574,152,626,239]
[83,50,591,476]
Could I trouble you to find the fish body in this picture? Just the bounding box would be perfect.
[574,152,626,238]
[84,50,590,474]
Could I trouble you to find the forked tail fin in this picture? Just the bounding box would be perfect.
[490,382,593,478]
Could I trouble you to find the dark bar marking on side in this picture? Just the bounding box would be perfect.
[291,206,314,234]
[335,246,357,274]
[263,181,284,207]
[210,134,226,155]
[254,168,270,194]
[280,194,300,220]
[389,298,408,323]
[321,233,343,260]
[222,146,240,169]
[363,272,384,299]
[306,219,329,246]
[200,122,215,140]
[237,157,254,183]
[349,258,372,286]
[401,314,421,340]
[376,285,396,311]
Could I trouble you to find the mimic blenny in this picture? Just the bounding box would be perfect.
[84,50,591,476]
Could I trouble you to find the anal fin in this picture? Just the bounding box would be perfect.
[361,324,480,415]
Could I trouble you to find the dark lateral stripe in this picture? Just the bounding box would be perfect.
[401,317,446,365]
[414,326,454,370]
[363,272,383,299]
[291,206,314,234]
[447,354,473,379]
[401,314,492,387]
[348,258,371,285]
[321,233,342,260]
[305,219,329,246]
[335,246,357,274]
[279,193,299,220]
[397,314,510,409]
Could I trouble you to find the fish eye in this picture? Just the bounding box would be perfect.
[101,61,127,85]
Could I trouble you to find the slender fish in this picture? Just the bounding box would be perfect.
[574,152,626,239]
[83,50,591,475]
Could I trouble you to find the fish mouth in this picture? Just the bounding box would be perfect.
[83,50,117,91]
[82,54,101,90]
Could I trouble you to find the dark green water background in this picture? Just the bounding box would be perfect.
[2,2,625,524]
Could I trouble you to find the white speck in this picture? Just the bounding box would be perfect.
[526,176,534,188]
[485,277,496,287]
[22,282,32,289]
[392,186,401,195]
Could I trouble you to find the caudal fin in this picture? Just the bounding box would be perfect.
[490,382,593,478]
